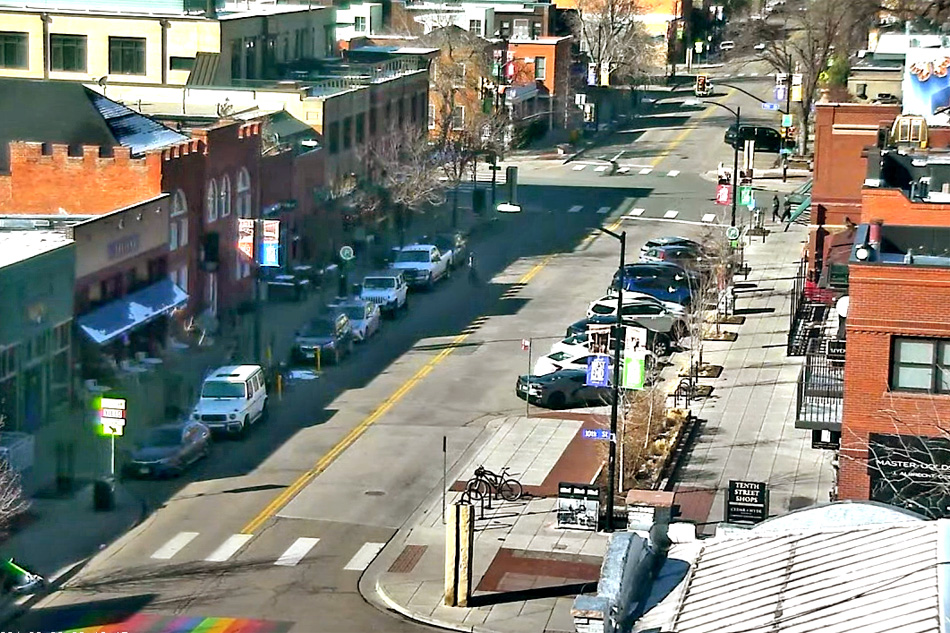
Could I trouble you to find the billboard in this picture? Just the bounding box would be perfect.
[868,432,950,519]
[903,48,950,124]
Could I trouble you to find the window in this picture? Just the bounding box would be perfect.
[0,32,28,69]
[171,189,187,217]
[452,105,465,130]
[236,168,251,218]
[51,34,86,72]
[531,21,542,39]
[170,56,195,71]
[179,217,189,247]
[534,56,546,80]
[206,180,218,223]
[231,39,242,79]
[170,221,179,251]
[895,116,925,143]
[469,19,483,35]
[170,191,189,249]
[328,121,340,153]
[500,21,510,38]
[891,337,950,393]
[219,175,231,217]
[513,19,530,39]
[356,113,365,144]
[354,16,367,32]
[109,37,146,75]
[343,116,353,149]
[428,104,436,129]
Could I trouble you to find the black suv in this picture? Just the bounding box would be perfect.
[724,124,791,153]
[565,315,677,357]
[292,313,354,364]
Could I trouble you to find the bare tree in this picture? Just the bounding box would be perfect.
[569,0,660,86]
[0,416,28,536]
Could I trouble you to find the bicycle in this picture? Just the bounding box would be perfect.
[465,465,524,501]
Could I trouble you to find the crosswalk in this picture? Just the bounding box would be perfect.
[149,531,387,571]
[461,161,691,184]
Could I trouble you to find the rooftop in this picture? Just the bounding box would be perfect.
[850,223,950,266]
[636,502,944,633]
[0,230,73,270]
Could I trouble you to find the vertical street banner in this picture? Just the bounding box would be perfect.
[621,350,646,390]
[238,219,254,259]
[790,73,803,102]
[261,219,280,267]
[716,182,731,205]
[586,355,610,388]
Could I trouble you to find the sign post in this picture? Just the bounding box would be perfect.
[97,396,127,481]
[522,338,532,417]
[725,480,769,524]
[586,355,611,388]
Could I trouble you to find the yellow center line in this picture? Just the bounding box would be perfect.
[241,253,558,534]
[649,88,737,169]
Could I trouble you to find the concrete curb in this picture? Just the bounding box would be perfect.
[374,575,475,633]
[0,489,149,627]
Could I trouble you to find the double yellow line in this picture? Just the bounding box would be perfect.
[241,255,555,534]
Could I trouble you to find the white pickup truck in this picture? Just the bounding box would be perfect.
[391,244,449,289]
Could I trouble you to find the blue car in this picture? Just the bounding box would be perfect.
[609,263,698,307]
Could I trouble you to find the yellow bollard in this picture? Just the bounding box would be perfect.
[315,347,321,372]
[277,373,283,401]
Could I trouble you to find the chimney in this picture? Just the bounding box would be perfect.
[869,219,883,247]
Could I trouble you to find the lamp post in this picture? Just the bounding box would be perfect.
[597,226,625,532]
[684,99,740,226]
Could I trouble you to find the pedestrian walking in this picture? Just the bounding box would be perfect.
[468,251,478,285]
[781,197,792,222]
[772,195,780,222]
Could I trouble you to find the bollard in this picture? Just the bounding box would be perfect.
[277,373,283,401]
[315,347,322,372]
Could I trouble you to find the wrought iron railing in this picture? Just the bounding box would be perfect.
[795,338,845,430]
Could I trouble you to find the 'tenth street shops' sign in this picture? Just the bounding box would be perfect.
[868,433,950,519]
[725,480,769,524]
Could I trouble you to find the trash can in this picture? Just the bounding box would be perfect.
[93,477,115,512]
[472,189,486,214]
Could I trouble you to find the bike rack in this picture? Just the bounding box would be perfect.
[460,489,489,519]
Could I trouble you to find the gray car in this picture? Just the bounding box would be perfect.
[516,369,614,409]
[123,421,211,479]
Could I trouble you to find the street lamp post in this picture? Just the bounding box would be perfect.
[597,226,625,532]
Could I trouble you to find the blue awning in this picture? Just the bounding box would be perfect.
[78,279,188,345]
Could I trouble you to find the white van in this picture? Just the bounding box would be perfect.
[191,365,268,436]
[720,40,735,52]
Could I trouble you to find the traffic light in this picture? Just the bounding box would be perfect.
[697,75,707,92]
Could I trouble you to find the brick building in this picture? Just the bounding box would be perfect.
[507,36,573,128]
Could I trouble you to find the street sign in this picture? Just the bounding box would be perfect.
[98,396,127,437]
[726,226,740,241]
[782,113,793,127]
[621,351,646,390]
[716,182,731,205]
[774,84,787,101]
[581,429,611,440]
[586,355,610,387]
[339,245,355,261]
[521,338,531,351]
[761,102,779,111]
[261,220,280,268]
[738,186,753,207]
[725,480,769,524]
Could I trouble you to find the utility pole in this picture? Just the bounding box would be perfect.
[253,167,263,367]
[783,55,792,182]
[598,227,625,532]
[732,105,740,228]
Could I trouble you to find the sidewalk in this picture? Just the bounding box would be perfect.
[362,415,611,633]
[672,220,835,533]
[0,483,144,622]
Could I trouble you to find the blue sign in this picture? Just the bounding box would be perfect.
[761,102,779,111]
[586,355,610,387]
[775,85,787,101]
[261,242,280,267]
[582,429,611,440]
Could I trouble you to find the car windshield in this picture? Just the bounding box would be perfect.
[302,319,335,337]
[363,277,395,289]
[201,381,245,399]
[549,352,570,361]
[396,250,430,263]
[145,427,183,447]
[342,306,365,320]
[591,303,614,314]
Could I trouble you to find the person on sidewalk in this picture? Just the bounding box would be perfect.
[772,195,781,222]
[781,197,792,223]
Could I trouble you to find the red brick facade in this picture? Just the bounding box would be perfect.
[839,262,950,500]
[0,143,162,215]
[861,188,950,226]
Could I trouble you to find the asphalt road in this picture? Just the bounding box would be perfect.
[10,76,777,633]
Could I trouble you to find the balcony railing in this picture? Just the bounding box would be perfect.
[795,338,845,431]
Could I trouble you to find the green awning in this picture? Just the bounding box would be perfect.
[788,194,811,223]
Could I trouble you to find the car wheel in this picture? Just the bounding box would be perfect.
[547,392,567,409]
[237,417,249,439]
[426,275,434,290]
[652,336,671,357]
[402,297,410,312]
[260,400,269,423]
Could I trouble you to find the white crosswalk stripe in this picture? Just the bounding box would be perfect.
[597,206,611,214]
[629,208,645,216]
[594,165,609,172]
[618,167,630,173]
[275,537,320,567]
[639,168,653,175]
[572,164,586,171]
[344,542,387,571]
[568,205,583,213]
[667,170,680,177]
[205,534,254,562]
[702,213,717,223]
[664,210,679,219]
[151,532,199,560]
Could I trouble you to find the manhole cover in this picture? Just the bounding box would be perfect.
[364,490,386,496]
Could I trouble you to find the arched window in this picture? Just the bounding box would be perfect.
[236,168,251,218]
[219,175,232,217]
[171,189,187,217]
[170,189,189,252]
[206,180,218,223]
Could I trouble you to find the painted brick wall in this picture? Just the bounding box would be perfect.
[861,187,950,226]
[839,262,950,500]
[0,142,162,215]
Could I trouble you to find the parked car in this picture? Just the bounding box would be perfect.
[421,233,469,270]
[516,369,613,409]
[640,236,702,257]
[534,348,603,376]
[123,421,211,478]
[640,244,709,271]
[609,263,699,307]
[391,244,450,289]
[565,315,676,357]
[360,269,409,317]
[587,295,687,337]
[293,313,354,365]
[328,297,381,342]
[720,40,735,51]
[724,124,787,153]
[191,365,268,437]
